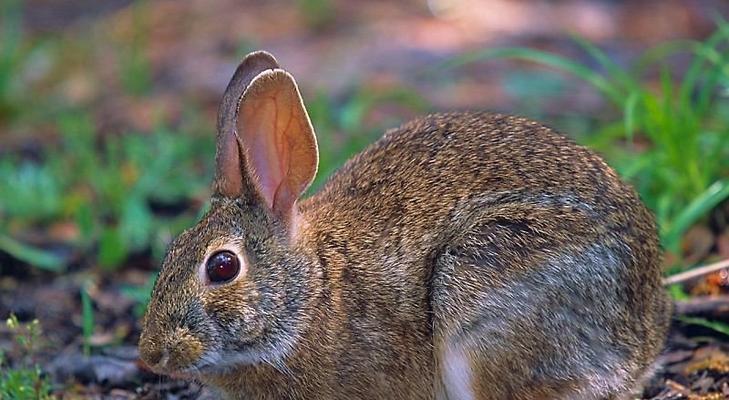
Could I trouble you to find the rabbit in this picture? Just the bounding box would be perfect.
[138,50,671,400]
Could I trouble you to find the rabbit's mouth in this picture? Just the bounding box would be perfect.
[185,338,297,376]
[175,351,229,376]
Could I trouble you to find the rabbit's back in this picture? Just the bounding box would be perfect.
[300,112,670,399]
[303,112,662,277]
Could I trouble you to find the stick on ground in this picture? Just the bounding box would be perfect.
[663,258,729,286]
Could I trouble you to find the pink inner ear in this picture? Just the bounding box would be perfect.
[237,70,318,221]
[246,97,287,208]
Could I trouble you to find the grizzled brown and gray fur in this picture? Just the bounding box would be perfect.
[139,51,671,399]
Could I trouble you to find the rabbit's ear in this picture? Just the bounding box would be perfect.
[237,69,319,221]
[215,51,279,198]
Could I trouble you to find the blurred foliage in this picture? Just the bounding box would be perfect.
[448,22,729,265]
[0,315,55,400]
[297,0,335,31]
[0,0,727,288]
[679,316,729,337]
[0,0,426,273]
[80,284,94,356]
[0,0,58,125]
[0,113,214,270]
[119,0,152,97]
[120,274,157,317]
[0,0,27,121]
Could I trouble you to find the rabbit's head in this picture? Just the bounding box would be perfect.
[138,51,320,376]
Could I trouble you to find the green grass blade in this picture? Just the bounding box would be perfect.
[633,39,695,74]
[622,91,639,144]
[662,180,729,252]
[667,284,690,301]
[679,316,729,337]
[692,17,729,113]
[677,26,729,108]
[120,274,156,317]
[694,44,729,115]
[442,47,624,105]
[581,120,625,150]
[613,152,653,181]
[571,34,637,92]
[0,233,65,272]
[81,284,95,357]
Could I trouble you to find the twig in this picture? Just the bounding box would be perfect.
[663,258,729,286]
[664,379,690,395]
[674,295,729,316]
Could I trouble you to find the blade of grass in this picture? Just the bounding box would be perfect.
[622,91,639,145]
[633,39,695,75]
[677,24,729,109]
[667,284,690,301]
[441,47,624,106]
[80,284,94,357]
[679,316,729,337]
[571,34,637,92]
[0,233,65,271]
[662,180,729,252]
[120,274,156,317]
[694,42,729,116]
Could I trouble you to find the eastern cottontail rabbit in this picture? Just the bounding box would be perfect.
[139,51,671,400]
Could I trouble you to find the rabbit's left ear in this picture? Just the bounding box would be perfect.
[214,51,279,199]
[236,69,319,221]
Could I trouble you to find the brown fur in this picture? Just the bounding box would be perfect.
[139,51,671,399]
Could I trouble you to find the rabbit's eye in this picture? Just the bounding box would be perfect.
[206,251,240,283]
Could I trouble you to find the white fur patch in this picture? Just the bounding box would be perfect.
[438,341,475,400]
[563,367,631,400]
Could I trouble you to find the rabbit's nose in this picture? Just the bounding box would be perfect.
[139,327,205,373]
[139,335,170,371]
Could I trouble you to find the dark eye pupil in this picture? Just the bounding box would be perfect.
[206,251,240,283]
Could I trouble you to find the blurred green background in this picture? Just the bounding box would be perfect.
[1,0,729,398]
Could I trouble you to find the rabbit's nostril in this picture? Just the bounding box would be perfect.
[139,336,169,370]
[139,328,203,373]
[141,348,159,366]
[142,347,170,370]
